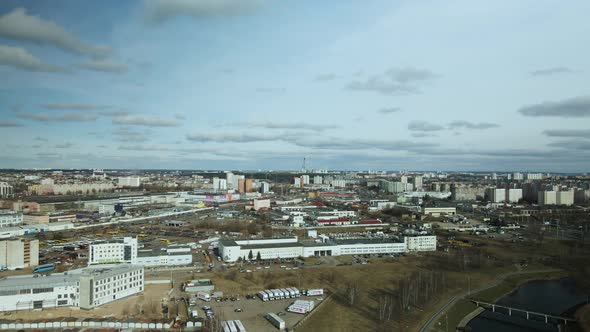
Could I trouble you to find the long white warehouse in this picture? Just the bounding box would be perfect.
[218,235,436,262]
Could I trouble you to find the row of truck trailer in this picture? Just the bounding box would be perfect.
[222,319,247,332]
[257,288,323,301]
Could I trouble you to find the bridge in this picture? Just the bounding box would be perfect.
[469,300,576,325]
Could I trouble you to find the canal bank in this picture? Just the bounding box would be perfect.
[431,269,565,331]
[467,277,588,331]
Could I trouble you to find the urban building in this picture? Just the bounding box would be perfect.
[412,175,423,190]
[556,190,574,206]
[506,188,523,203]
[526,173,543,180]
[0,210,23,228]
[238,178,246,193]
[218,235,437,262]
[487,188,506,203]
[450,183,486,201]
[421,207,456,217]
[513,172,524,181]
[253,198,271,211]
[88,237,138,265]
[0,182,13,198]
[245,179,253,192]
[117,177,141,187]
[301,175,310,185]
[0,265,143,312]
[260,182,270,194]
[212,177,227,191]
[538,191,557,205]
[136,246,192,267]
[0,239,39,270]
[313,176,323,185]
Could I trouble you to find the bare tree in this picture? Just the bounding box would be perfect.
[345,281,360,307]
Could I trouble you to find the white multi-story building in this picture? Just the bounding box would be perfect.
[293,177,301,188]
[79,265,143,309]
[117,177,141,187]
[513,172,524,181]
[331,179,346,188]
[0,265,143,312]
[318,210,356,218]
[225,172,235,189]
[88,237,138,265]
[487,188,506,203]
[507,189,523,203]
[404,235,437,252]
[556,190,574,206]
[0,239,39,270]
[260,182,270,193]
[526,173,543,180]
[368,200,396,211]
[412,175,423,190]
[0,210,23,228]
[0,183,13,198]
[212,177,227,191]
[301,175,310,185]
[538,191,557,205]
[313,176,323,185]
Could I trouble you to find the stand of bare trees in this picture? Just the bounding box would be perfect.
[345,281,360,307]
[399,271,447,313]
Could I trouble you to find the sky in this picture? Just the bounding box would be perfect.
[1,0,589,172]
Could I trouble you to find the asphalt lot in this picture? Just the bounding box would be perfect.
[193,295,324,332]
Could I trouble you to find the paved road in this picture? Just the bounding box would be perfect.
[418,268,561,332]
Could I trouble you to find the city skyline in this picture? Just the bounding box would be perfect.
[1,0,590,172]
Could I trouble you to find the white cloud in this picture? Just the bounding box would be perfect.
[113,115,181,127]
[0,8,110,58]
[0,44,63,72]
[76,59,128,74]
[144,0,264,24]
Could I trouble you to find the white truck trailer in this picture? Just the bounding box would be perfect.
[266,312,285,330]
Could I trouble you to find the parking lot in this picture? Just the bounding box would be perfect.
[193,294,325,331]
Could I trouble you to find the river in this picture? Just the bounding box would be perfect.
[467,278,588,331]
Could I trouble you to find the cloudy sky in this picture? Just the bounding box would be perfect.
[1,0,589,172]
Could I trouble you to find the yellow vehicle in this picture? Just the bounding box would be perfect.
[448,239,472,247]
[138,233,147,238]
[159,238,171,244]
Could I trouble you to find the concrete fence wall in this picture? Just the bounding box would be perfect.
[0,321,173,330]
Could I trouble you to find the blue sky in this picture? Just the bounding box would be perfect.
[1,0,589,172]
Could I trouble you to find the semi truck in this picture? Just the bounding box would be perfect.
[306,288,324,296]
[265,290,275,301]
[280,288,290,299]
[266,312,285,330]
[258,291,269,301]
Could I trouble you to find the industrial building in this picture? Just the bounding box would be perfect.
[0,238,39,270]
[421,207,456,217]
[218,235,437,262]
[0,265,143,312]
[88,237,138,265]
[136,246,193,267]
